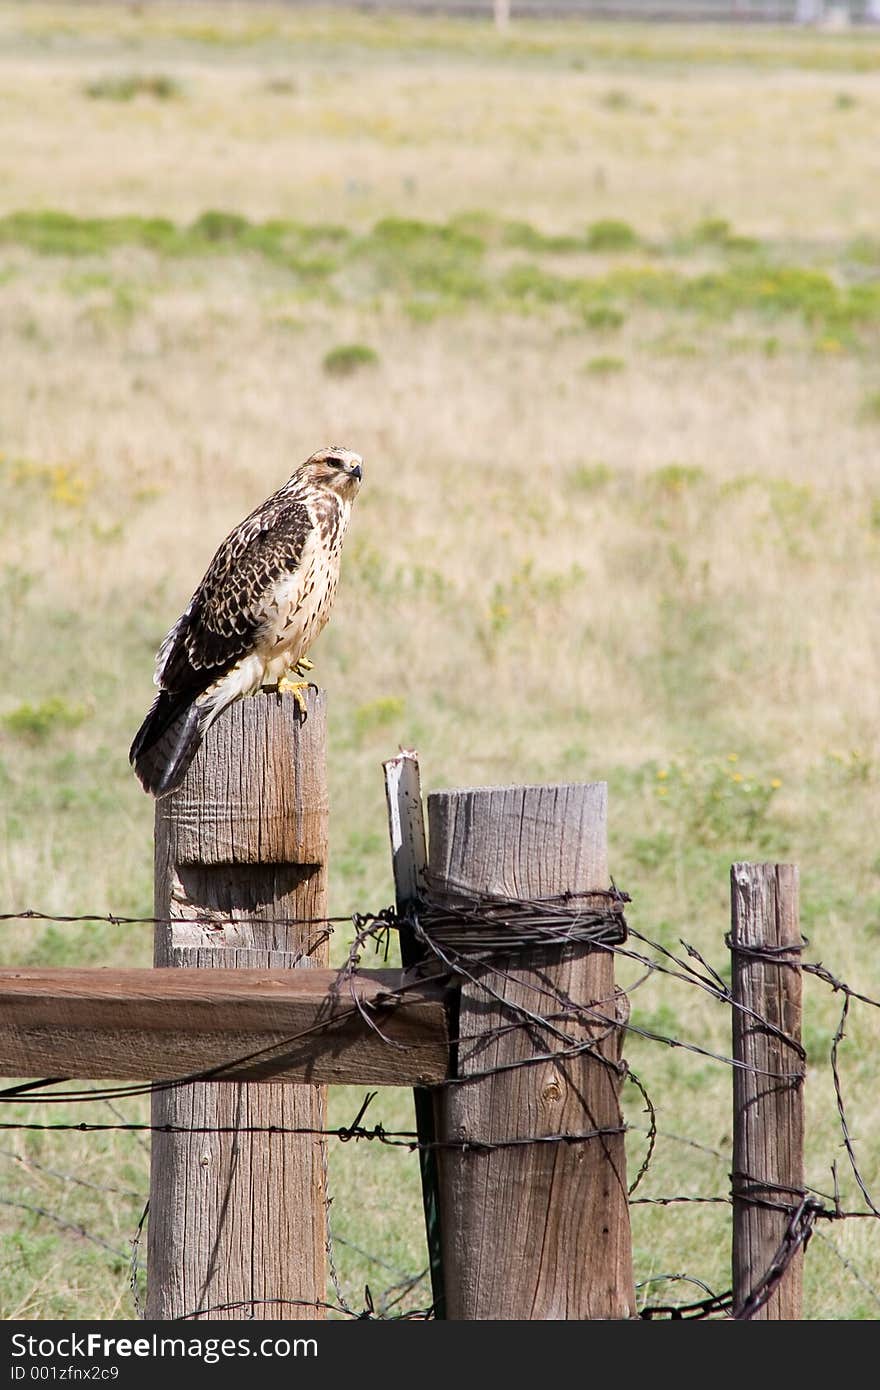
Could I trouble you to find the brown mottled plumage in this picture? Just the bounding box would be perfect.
[130,446,363,796]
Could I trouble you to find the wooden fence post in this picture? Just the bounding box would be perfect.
[427,782,636,1320]
[384,750,445,1317]
[146,690,329,1321]
[730,862,804,1320]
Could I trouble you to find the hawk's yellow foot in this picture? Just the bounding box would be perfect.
[276,676,312,718]
[291,657,314,677]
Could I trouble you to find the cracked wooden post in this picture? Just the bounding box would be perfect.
[730,862,804,1320]
[384,750,445,1317]
[427,782,636,1320]
[146,689,329,1321]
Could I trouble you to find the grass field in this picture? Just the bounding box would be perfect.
[1,1,879,1320]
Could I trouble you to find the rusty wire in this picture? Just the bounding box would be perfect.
[0,898,878,1320]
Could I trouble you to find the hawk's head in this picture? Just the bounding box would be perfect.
[298,446,364,500]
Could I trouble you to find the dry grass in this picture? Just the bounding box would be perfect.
[2,5,880,232]
[0,2,878,1320]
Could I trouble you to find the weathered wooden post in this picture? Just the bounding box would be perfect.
[730,862,805,1320]
[146,690,329,1321]
[428,782,636,1320]
[384,750,444,1317]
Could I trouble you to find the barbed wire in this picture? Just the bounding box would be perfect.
[130,1202,148,1319]
[0,1196,129,1260]
[0,1144,144,1201]
[0,896,878,1320]
[0,1155,432,1324]
[0,910,348,931]
[731,1197,822,1320]
[812,1227,880,1310]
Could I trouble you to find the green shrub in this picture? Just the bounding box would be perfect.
[264,77,298,95]
[190,210,251,243]
[0,211,178,257]
[597,88,636,111]
[502,263,574,305]
[586,219,639,252]
[585,355,625,375]
[847,236,880,266]
[647,758,784,855]
[2,698,88,742]
[859,389,880,423]
[354,217,487,303]
[322,343,379,377]
[354,696,405,735]
[85,73,182,102]
[570,462,613,491]
[693,217,734,245]
[652,463,705,493]
[584,305,625,331]
[503,221,582,254]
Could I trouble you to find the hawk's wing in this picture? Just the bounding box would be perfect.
[155,494,313,697]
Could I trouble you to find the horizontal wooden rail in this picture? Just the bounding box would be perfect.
[0,968,448,1086]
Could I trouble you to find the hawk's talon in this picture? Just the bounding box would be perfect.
[277,676,311,720]
[292,656,314,676]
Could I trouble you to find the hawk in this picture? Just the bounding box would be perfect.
[130,445,363,797]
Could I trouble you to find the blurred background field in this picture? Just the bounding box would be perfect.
[1,1,879,1319]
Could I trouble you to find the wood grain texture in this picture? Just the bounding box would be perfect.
[384,750,446,1317]
[384,750,429,917]
[147,689,330,1321]
[731,862,804,1320]
[0,967,447,1085]
[428,783,636,1320]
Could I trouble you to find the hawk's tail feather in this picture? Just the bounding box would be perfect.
[129,692,205,799]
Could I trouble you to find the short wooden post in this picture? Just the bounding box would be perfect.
[428,782,636,1320]
[730,862,804,1320]
[146,690,329,1321]
[384,750,445,1317]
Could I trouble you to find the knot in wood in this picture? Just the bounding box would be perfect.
[541,1074,564,1104]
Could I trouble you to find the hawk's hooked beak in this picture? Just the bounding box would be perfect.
[349,461,363,482]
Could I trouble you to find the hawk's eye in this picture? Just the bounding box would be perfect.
[327,456,345,468]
